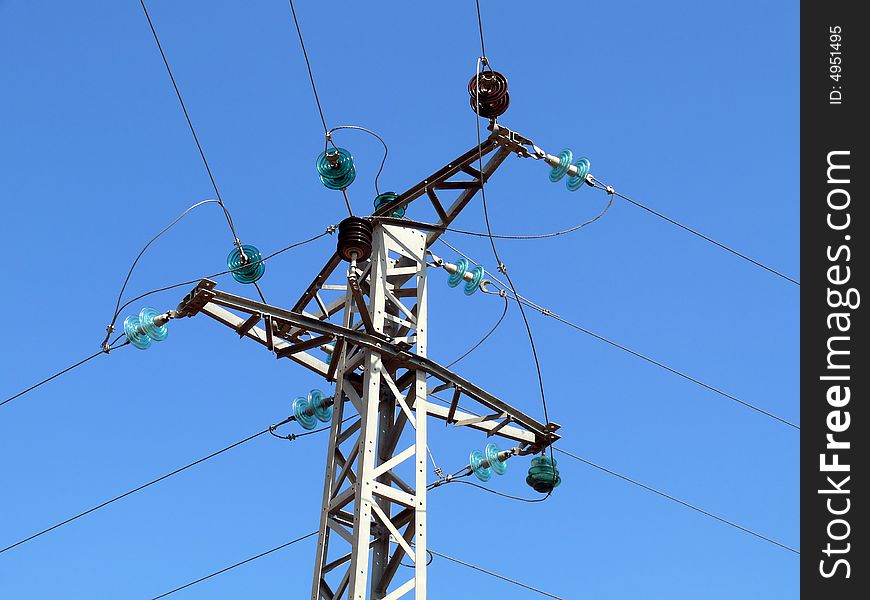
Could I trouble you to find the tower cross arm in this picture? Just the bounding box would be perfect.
[176,279,559,450]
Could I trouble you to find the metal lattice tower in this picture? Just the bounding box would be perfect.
[174,123,572,598]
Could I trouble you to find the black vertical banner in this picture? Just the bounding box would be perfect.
[801,2,867,597]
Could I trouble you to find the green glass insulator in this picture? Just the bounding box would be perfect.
[526,456,561,493]
[470,449,492,482]
[485,443,508,476]
[374,192,406,218]
[292,396,317,430]
[447,258,468,288]
[309,389,332,423]
[139,307,168,342]
[566,157,591,191]
[123,315,151,350]
[549,149,573,183]
[464,265,484,296]
[227,244,265,284]
[316,147,356,190]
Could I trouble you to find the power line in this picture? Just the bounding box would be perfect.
[150,531,319,599]
[516,296,799,430]
[445,192,613,239]
[138,0,271,305]
[432,477,546,504]
[427,392,795,555]
[113,229,332,326]
[328,125,389,196]
[473,0,488,60]
[102,199,221,350]
[149,533,563,600]
[429,549,564,599]
[2,230,330,411]
[445,292,509,368]
[439,238,799,430]
[0,336,128,410]
[137,0,240,246]
[610,188,799,286]
[553,447,800,555]
[287,0,329,135]
[0,420,335,556]
[472,56,558,497]
[0,429,266,555]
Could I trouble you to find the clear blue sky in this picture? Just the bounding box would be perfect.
[0,1,798,598]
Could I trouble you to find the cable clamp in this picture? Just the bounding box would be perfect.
[605,185,615,195]
[326,224,338,235]
[497,262,507,275]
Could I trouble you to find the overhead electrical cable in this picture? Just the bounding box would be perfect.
[445,293,509,368]
[328,125,389,196]
[473,0,488,60]
[286,0,329,135]
[428,390,796,554]
[0,336,128,410]
[429,549,564,599]
[439,238,798,430]
[150,531,319,599]
[445,192,613,239]
[472,54,558,498]
[0,420,335,556]
[101,199,223,350]
[585,177,799,285]
[149,535,563,599]
[3,230,330,411]
[113,229,332,324]
[285,0,358,217]
[137,0,269,303]
[553,447,800,555]
[137,1,240,246]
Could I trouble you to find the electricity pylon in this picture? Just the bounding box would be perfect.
[174,122,586,599]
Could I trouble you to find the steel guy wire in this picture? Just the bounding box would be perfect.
[0,335,128,410]
[553,447,800,555]
[0,419,336,556]
[438,237,799,430]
